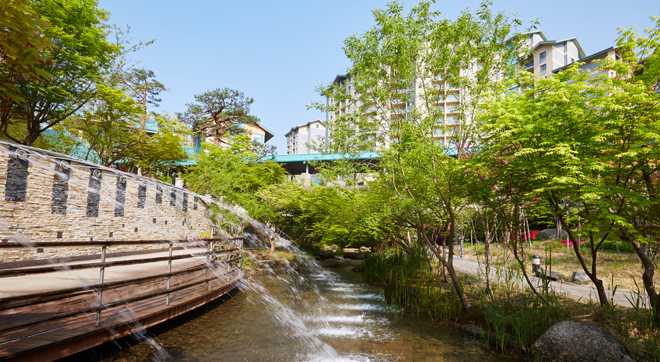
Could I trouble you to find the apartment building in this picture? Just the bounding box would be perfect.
[285,120,326,155]
[326,30,618,148]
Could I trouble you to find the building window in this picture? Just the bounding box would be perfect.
[539,51,546,61]
[316,124,319,128]
[540,64,547,74]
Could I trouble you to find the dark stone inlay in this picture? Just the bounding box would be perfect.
[153,218,156,224]
[109,232,113,237]
[90,237,93,242]
[51,160,70,214]
[36,248,43,253]
[183,193,188,212]
[115,176,127,217]
[86,168,102,217]
[193,196,198,210]
[134,228,138,233]
[170,188,176,207]
[56,232,63,239]
[156,186,162,204]
[5,146,30,202]
[137,182,147,208]
[165,220,168,225]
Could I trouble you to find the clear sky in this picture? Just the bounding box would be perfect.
[98,0,659,154]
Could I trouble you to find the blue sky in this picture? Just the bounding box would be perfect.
[98,0,659,154]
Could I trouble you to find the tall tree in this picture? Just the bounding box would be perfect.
[179,88,259,147]
[122,68,166,130]
[313,0,528,312]
[66,83,142,166]
[0,0,54,103]
[0,0,121,146]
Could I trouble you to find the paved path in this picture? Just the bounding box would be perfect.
[452,256,650,308]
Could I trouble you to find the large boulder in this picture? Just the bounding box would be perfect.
[537,228,568,240]
[534,321,635,362]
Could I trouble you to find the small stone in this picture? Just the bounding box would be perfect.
[572,271,590,284]
[535,268,563,281]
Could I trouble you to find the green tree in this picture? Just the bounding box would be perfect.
[122,68,166,130]
[183,137,286,223]
[126,113,190,175]
[0,0,121,146]
[179,88,259,147]
[313,0,528,312]
[0,0,54,102]
[478,22,660,312]
[66,83,142,166]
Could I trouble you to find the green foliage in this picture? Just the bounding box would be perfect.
[0,0,54,102]
[122,68,166,130]
[259,180,399,249]
[179,88,259,147]
[184,140,286,225]
[363,246,463,320]
[1,0,122,146]
[481,290,570,354]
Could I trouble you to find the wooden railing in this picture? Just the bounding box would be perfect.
[0,237,244,332]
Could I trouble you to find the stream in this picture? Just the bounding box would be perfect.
[92,264,510,362]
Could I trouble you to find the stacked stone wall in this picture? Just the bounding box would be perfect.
[0,141,216,263]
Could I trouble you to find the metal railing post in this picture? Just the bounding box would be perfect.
[166,243,173,305]
[206,241,213,292]
[96,245,106,327]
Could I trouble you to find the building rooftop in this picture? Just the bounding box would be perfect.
[552,46,617,73]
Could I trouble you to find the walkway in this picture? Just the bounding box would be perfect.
[452,256,650,308]
[0,246,243,362]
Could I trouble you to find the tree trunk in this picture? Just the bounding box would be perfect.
[631,241,660,322]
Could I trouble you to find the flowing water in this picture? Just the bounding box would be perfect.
[0,144,510,361]
[93,264,510,362]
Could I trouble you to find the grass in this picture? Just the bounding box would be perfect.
[362,247,660,361]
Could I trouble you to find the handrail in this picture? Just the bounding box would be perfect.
[0,264,210,309]
[0,236,244,249]
[0,248,239,278]
[0,235,244,335]
[0,268,242,333]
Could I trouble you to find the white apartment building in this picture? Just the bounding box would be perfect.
[285,120,327,155]
[326,31,618,148]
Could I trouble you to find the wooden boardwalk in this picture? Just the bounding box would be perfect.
[0,238,244,362]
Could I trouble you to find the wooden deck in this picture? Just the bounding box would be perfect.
[0,238,244,362]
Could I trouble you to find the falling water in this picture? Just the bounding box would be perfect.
[0,143,508,361]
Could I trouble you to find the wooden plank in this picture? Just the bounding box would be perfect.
[0,264,209,309]
[0,249,238,278]
[0,237,244,249]
[0,265,235,333]
[0,271,243,362]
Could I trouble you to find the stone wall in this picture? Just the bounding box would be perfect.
[0,141,217,263]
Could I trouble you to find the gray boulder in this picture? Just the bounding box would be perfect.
[572,271,591,284]
[535,268,564,281]
[534,321,635,362]
[537,228,568,240]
